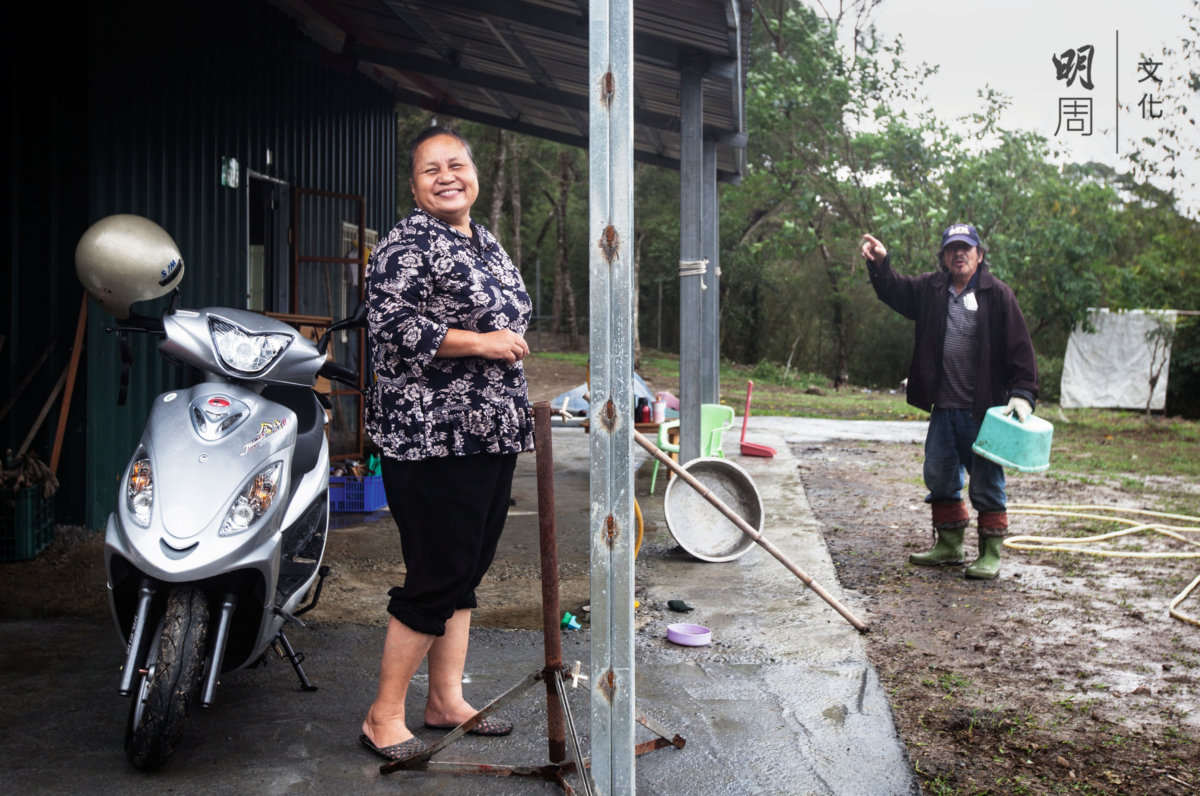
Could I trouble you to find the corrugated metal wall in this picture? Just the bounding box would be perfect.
[4,5,92,523]
[79,0,397,528]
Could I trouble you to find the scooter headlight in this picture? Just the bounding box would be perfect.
[126,455,154,527]
[210,317,292,374]
[220,462,283,536]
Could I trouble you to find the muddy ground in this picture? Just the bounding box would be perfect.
[803,441,1200,795]
[3,351,1199,794]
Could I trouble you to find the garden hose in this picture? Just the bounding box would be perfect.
[1006,502,1200,627]
[634,498,644,559]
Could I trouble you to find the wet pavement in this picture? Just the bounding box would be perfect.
[0,419,923,795]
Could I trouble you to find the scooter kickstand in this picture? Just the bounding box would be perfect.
[275,630,318,692]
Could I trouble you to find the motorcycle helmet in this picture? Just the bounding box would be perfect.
[75,214,185,319]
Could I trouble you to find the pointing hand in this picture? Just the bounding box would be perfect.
[861,234,887,264]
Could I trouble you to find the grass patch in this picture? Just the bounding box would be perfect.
[1048,408,1200,480]
[563,349,1200,498]
[626,350,922,419]
[532,351,589,366]
[921,671,973,699]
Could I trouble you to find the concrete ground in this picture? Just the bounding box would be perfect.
[0,419,923,795]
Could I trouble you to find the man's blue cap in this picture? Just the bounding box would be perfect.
[940,223,980,252]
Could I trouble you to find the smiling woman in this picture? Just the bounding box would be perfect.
[358,126,535,762]
[407,128,479,236]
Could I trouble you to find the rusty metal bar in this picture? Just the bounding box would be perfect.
[396,760,567,779]
[632,430,870,634]
[380,669,546,774]
[551,661,597,796]
[534,402,568,763]
[636,712,687,750]
[635,738,682,756]
[49,295,87,474]
[550,706,688,779]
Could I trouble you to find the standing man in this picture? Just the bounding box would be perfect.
[860,224,1038,579]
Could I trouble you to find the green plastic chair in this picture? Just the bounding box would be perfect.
[650,403,735,494]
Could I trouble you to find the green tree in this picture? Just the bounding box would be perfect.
[944,128,1114,339]
[723,0,943,387]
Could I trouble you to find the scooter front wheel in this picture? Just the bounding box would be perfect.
[125,585,209,770]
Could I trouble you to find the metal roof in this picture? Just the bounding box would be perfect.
[265,0,750,181]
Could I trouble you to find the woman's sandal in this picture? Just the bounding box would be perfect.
[359,733,429,761]
[424,716,513,736]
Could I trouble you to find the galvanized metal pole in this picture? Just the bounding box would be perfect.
[701,139,720,404]
[589,1,637,793]
[679,56,705,463]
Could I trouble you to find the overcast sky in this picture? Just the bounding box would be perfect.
[848,0,1197,212]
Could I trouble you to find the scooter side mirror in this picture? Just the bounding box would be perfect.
[317,303,367,355]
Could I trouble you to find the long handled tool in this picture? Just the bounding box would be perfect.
[634,430,868,634]
[739,380,776,458]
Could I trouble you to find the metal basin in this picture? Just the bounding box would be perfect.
[662,457,763,562]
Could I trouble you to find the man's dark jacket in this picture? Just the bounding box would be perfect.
[867,254,1039,418]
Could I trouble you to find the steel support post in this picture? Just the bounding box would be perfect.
[588,1,637,793]
[701,138,720,404]
[678,57,705,463]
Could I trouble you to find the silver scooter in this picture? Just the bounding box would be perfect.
[75,214,363,770]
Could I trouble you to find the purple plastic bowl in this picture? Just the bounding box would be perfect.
[666,623,712,647]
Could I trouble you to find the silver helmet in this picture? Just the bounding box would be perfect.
[75,214,185,319]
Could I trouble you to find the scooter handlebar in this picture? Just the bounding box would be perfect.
[318,360,360,388]
[107,312,167,336]
[317,303,367,355]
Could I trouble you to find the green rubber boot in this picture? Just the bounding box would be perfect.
[909,527,965,567]
[965,536,1003,580]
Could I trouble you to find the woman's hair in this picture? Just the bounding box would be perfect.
[407,126,475,178]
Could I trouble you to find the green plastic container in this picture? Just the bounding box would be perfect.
[972,406,1053,473]
[1,486,56,562]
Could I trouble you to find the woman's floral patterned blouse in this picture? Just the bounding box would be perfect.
[365,208,534,460]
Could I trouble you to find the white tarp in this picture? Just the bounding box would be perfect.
[1060,308,1178,410]
[550,371,657,415]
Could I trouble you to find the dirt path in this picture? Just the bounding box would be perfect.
[800,439,1200,795]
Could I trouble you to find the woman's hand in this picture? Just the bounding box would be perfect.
[475,330,529,363]
[439,328,529,363]
[861,233,888,264]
